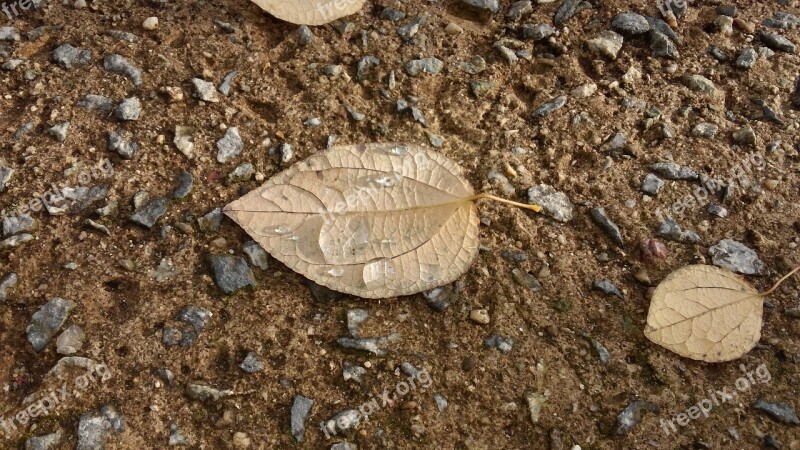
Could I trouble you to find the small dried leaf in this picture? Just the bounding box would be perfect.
[250,0,366,25]
[644,265,763,362]
[224,143,482,299]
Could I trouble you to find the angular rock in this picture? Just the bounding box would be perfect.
[130,197,168,228]
[658,218,701,244]
[461,0,499,13]
[103,54,142,85]
[47,122,70,142]
[641,173,664,196]
[52,43,91,69]
[170,171,193,199]
[531,96,567,120]
[114,97,141,121]
[191,78,219,102]
[650,162,699,180]
[356,55,380,82]
[522,23,555,41]
[527,184,573,222]
[77,94,114,111]
[76,405,125,450]
[483,334,514,353]
[107,130,138,159]
[3,213,37,236]
[612,400,659,435]
[405,57,443,76]
[219,70,238,96]
[760,31,795,53]
[612,13,650,35]
[554,0,592,26]
[27,298,76,351]
[56,324,85,355]
[650,29,679,59]
[198,207,223,233]
[590,207,624,246]
[592,279,623,299]
[291,395,314,442]
[752,399,799,425]
[587,30,624,60]
[735,48,758,68]
[709,239,765,275]
[692,122,718,139]
[0,272,18,303]
[209,255,256,294]
[25,430,63,450]
[239,352,264,373]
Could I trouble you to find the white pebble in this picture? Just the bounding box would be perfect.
[143,17,159,30]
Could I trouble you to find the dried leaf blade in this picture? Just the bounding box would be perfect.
[644,264,763,362]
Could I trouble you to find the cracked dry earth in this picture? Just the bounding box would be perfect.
[1,0,800,449]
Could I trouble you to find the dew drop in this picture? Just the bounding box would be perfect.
[363,258,396,289]
[264,224,293,236]
[385,145,409,156]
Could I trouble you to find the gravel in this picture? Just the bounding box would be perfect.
[527,184,574,222]
[590,207,624,246]
[52,43,91,69]
[209,255,256,294]
[611,13,651,34]
[291,395,314,442]
[216,127,244,163]
[103,54,142,85]
[752,399,800,425]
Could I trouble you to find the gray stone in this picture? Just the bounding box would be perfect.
[590,207,624,246]
[107,130,138,159]
[763,11,799,29]
[107,30,138,42]
[52,44,91,69]
[593,279,624,299]
[3,213,37,236]
[321,410,360,436]
[708,45,729,62]
[219,70,238,96]
[0,233,33,249]
[692,122,718,139]
[25,430,63,450]
[0,27,20,41]
[424,286,452,312]
[650,29,679,59]
[709,239,765,275]
[191,78,219,102]
[356,55,380,82]
[343,363,367,383]
[296,25,313,45]
[522,23,555,41]
[0,272,18,303]
[216,127,243,163]
[209,255,256,294]
[527,184,573,222]
[76,405,125,450]
[177,305,212,332]
[495,44,518,65]
[434,394,448,412]
[735,48,758,69]
[554,0,592,26]
[380,8,406,21]
[170,171,193,199]
[77,94,114,111]
[641,173,664,195]
[12,121,33,141]
[331,443,357,450]
[483,334,514,353]
[56,324,85,355]
[162,328,182,346]
[1,59,23,71]
[397,15,426,40]
[647,16,680,43]
[347,309,369,337]
[27,298,76,351]
[752,399,800,425]
[760,31,795,53]
[612,400,659,436]
[587,30,624,60]
[344,104,365,121]
[650,162,699,180]
[683,75,717,95]
[405,57,443,76]
[507,1,532,20]
[658,218,701,244]
[291,395,314,442]
[115,97,141,121]
[461,0,499,13]
[227,162,254,183]
[708,204,728,218]
[531,96,567,120]
[198,208,223,233]
[103,54,142,85]
[168,423,189,446]
[130,197,168,228]
[239,352,264,373]
[612,13,650,34]
[243,240,269,270]
[732,126,756,146]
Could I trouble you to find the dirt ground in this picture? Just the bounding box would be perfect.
[1,0,799,448]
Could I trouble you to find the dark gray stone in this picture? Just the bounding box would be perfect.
[612,13,651,34]
[590,207,624,246]
[107,130,138,159]
[130,197,168,228]
[658,218,701,244]
[752,399,800,425]
[593,279,624,299]
[650,162,699,180]
[709,239,765,275]
[209,255,256,294]
[522,23,555,41]
[52,43,91,69]
[103,54,142,85]
[553,0,592,26]
[291,395,314,442]
[239,352,264,373]
[612,400,659,435]
[531,96,567,120]
[760,31,795,53]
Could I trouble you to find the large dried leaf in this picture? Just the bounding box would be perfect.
[250,0,366,25]
[644,265,763,362]
[224,143,483,299]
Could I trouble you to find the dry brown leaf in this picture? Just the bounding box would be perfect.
[250,0,366,25]
[644,264,763,362]
[224,143,540,299]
